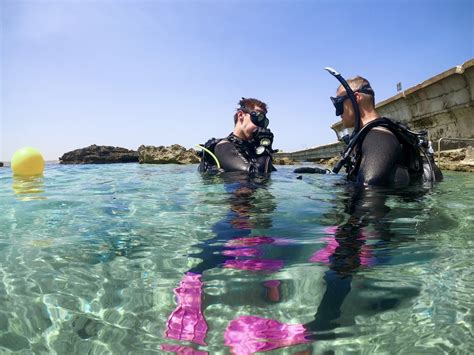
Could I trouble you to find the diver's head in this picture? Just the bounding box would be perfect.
[233,97,269,141]
[332,76,375,128]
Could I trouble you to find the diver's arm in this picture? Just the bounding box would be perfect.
[357,129,402,186]
[214,141,252,173]
[256,155,276,173]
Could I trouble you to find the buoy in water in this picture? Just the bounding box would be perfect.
[11,147,45,176]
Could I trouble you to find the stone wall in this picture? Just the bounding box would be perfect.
[276,142,344,161]
[376,58,474,150]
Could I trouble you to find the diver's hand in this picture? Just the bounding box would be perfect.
[253,127,275,154]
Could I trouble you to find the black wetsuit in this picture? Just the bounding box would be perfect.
[348,119,443,186]
[199,133,275,174]
[354,127,408,185]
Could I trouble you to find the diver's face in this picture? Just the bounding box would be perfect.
[237,107,261,141]
[336,87,355,128]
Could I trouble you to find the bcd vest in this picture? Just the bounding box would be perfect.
[337,118,440,183]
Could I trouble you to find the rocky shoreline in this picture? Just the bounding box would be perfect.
[436,147,474,172]
[58,144,202,165]
[58,144,298,165]
[137,144,200,164]
[53,144,474,172]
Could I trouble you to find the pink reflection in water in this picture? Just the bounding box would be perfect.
[225,235,294,248]
[221,248,262,257]
[224,315,309,354]
[309,227,376,267]
[225,236,276,247]
[309,237,339,264]
[223,259,284,272]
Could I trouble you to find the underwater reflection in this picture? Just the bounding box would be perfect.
[223,184,440,354]
[162,172,280,351]
[12,175,46,201]
[302,185,434,335]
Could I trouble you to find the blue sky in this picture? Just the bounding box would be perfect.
[1,0,472,161]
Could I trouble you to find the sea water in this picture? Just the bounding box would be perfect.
[0,163,473,354]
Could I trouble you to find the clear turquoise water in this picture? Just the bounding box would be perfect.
[0,163,473,354]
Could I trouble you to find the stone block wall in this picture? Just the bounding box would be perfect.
[376,58,474,150]
[276,142,344,161]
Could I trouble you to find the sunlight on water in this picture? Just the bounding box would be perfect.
[0,164,473,354]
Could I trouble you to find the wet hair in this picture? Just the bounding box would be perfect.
[340,76,375,106]
[233,97,268,125]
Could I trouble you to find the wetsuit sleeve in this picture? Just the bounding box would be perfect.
[357,128,402,186]
[214,141,251,173]
[256,155,276,173]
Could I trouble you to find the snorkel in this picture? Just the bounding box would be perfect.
[325,67,362,174]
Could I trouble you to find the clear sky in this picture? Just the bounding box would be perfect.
[1,0,472,161]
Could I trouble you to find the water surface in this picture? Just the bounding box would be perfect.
[0,164,472,354]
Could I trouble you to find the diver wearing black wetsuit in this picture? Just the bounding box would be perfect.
[326,72,442,186]
[198,97,276,174]
[201,132,275,174]
[349,122,443,186]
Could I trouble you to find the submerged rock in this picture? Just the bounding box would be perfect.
[59,145,138,164]
[138,144,200,164]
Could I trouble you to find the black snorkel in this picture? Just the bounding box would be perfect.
[324,67,362,174]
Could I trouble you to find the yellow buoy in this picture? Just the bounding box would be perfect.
[11,147,45,176]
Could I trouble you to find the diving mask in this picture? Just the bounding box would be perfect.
[330,84,375,116]
[241,107,269,128]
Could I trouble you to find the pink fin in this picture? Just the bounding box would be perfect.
[165,273,208,345]
[224,315,309,354]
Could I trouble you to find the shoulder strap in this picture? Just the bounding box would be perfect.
[333,117,425,174]
[197,137,224,170]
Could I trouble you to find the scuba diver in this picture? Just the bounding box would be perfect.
[198,97,276,174]
[297,69,443,186]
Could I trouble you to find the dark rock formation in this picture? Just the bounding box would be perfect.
[0,162,3,167]
[59,145,139,164]
[293,166,328,174]
[138,144,200,164]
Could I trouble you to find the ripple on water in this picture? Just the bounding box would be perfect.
[0,166,473,353]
